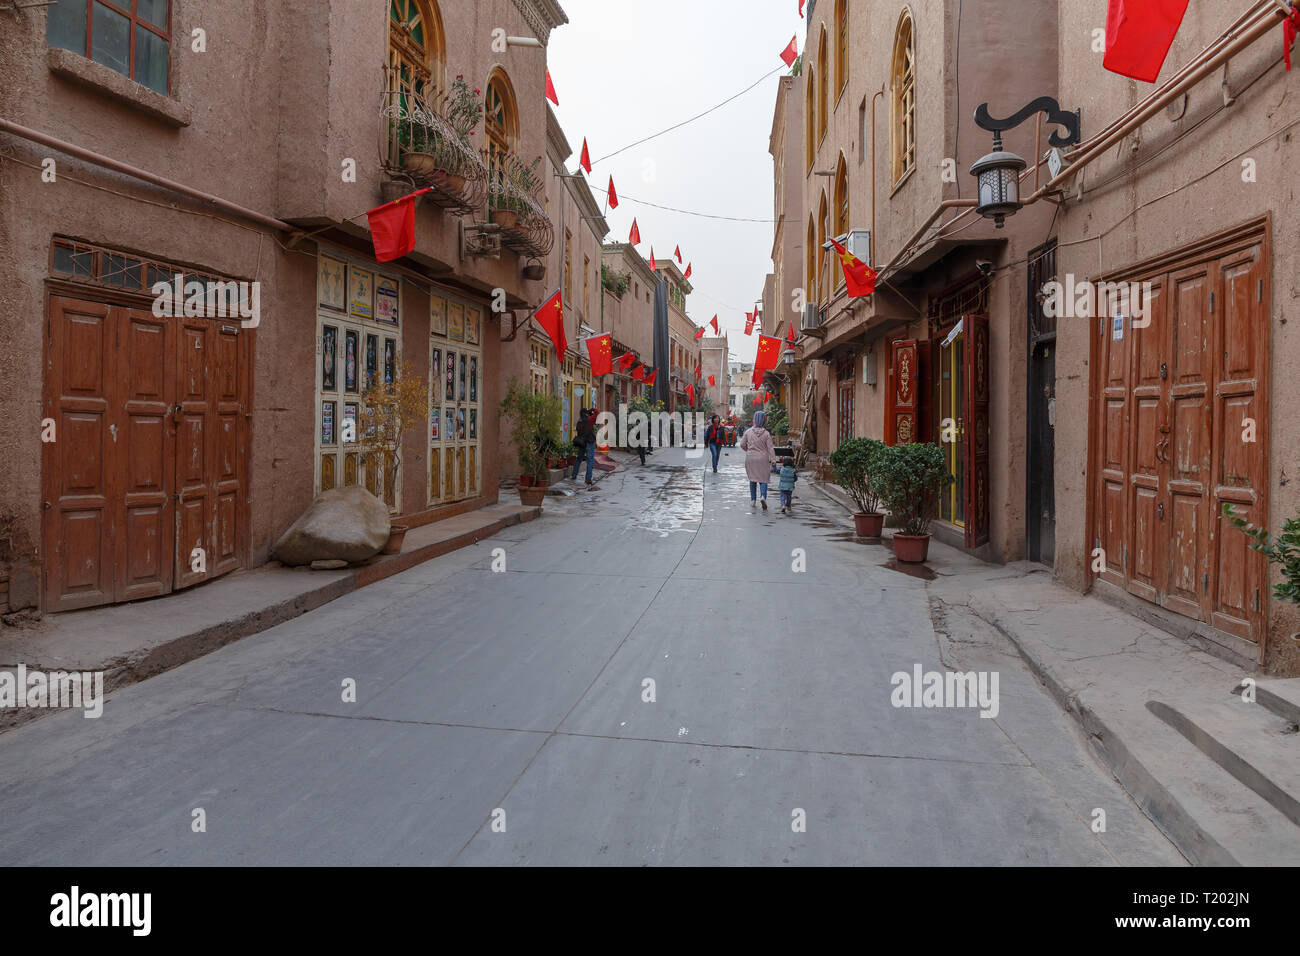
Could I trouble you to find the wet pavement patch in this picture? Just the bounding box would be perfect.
[880,559,937,581]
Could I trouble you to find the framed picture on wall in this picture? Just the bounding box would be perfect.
[350,266,374,319]
[469,357,477,402]
[383,338,396,384]
[321,401,336,445]
[319,256,347,312]
[430,406,440,442]
[466,307,480,345]
[365,335,378,391]
[343,403,359,444]
[431,295,447,336]
[321,326,337,391]
[376,276,399,326]
[345,330,359,393]
[448,301,465,342]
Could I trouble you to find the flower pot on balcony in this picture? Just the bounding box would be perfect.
[491,208,519,230]
[518,483,547,507]
[522,261,546,282]
[892,533,931,564]
[382,525,409,555]
[431,170,466,195]
[853,512,884,537]
[401,152,438,177]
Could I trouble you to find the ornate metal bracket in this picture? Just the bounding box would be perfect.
[974,96,1082,148]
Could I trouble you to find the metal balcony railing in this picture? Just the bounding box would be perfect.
[485,150,554,257]
[380,88,488,216]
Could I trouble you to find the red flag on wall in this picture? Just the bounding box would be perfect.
[710,315,720,335]
[546,70,559,105]
[684,262,692,279]
[695,361,701,379]
[649,247,656,271]
[829,238,877,297]
[752,334,781,387]
[686,384,696,406]
[617,351,637,371]
[1103,0,1190,83]
[1286,6,1300,70]
[629,218,641,245]
[744,313,756,335]
[585,333,613,376]
[607,176,619,209]
[580,138,592,174]
[779,36,799,67]
[533,290,566,358]
[632,364,646,381]
[694,327,705,340]
[366,188,432,262]
[708,375,716,387]
[786,322,798,343]
[644,368,658,387]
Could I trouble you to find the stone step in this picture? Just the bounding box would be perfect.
[1254,678,1300,727]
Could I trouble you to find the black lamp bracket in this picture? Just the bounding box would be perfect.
[974,96,1082,149]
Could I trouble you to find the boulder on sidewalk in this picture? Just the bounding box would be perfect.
[272,486,391,567]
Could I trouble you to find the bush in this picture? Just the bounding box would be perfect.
[873,443,955,537]
[500,378,561,482]
[1223,505,1300,605]
[829,437,886,515]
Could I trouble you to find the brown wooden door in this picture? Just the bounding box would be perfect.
[1090,224,1269,644]
[963,314,990,549]
[837,380,854,446]
[888,339,919,445]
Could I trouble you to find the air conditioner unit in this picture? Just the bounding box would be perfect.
[800,302,821,333]
[847,228,872,266]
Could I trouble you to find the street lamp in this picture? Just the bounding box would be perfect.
[971,96,1081,228]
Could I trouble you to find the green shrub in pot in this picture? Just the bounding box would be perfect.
[873,443,954,537]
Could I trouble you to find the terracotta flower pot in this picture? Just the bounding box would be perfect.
[433,171,465,194]
[382,525,408,555]
[401,152,438,176]
[518,484,547,507]
[519,474,535,488]
[522,263,546,281]
[491,209,519,230]
[853,512,885,537]
[892,533,931,564]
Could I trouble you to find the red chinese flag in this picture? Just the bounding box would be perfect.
[684,262,692,279]
[617,351,637,372]
[708,375,716,387]
[779,36,799,68]
[546,69,559,105]
[580,138,592,174]
[694,361,701,379]
[607,176,619,209]
[674,245,683,264]
[629,218,641,245]
[744,313,756,335]
[786,322,797,343]
[644,368,658,387]
[1286,7,1300,71]
[533,289,567,359]
[366,187,431,262]
[632,364,646,381]
[1103,0,1190,83]
[710,315,720,335]
[753,334,781,381]
[585,333,613,376]
[829,238,877,297]
[686,384,696,406]
[694,327,705,340]
[650,248,656,271]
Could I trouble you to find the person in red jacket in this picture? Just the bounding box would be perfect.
[703,415,724,473]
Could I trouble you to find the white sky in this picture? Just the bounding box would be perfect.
[546,0,806,364]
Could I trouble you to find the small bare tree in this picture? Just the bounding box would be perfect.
[359,359,427,508]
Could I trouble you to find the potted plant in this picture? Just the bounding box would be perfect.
[397,76,480,192]
[1223,504,1300,605]
[358,359,428,554]
[501,378,561,507]
[873,442,955,563]
[830,437,887,537]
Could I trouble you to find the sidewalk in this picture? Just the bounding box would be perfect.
[808,476,1300,865]
[0,501,539,734]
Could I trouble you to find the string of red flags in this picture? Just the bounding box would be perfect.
[585,333,613,376]
[629,218,640,244]
[1286,5,1300,70]
[1102,0,1189,82]
[534,289,566,358]
[607,176,619,209]
[829,238,877,297]
[617,351,637,372]
[546,69,559,105]
[580,138,592,174]
[366,187,432,262]
[779,36,799,68]
[674,245,683,264]
[632,364,646,381]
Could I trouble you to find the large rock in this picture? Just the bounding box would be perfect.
[272,486,391,567]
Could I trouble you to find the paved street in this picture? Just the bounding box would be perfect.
[0,449,1181,866]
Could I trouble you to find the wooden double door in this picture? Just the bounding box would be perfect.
[1091,223,1269,642]
[42,294,249,612]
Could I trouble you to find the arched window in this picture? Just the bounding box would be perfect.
[805,67,816,173]
[817,27,828,143]
[806,217,816,306]
[833,156,849,289]
[891,9,916,185]
[835,0,849,96]
[485,70,518,192]
[389,0,444,101]
[817,191,829,305]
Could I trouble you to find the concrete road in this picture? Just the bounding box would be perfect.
[0,447,1183,865]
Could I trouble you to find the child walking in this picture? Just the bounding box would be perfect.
[778,457,797,513]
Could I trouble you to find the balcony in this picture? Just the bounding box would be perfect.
[380,88,488,216]
[486,152,555,258]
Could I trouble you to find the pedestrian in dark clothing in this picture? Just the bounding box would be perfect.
[704,415,724,473]
[572,408,598,486]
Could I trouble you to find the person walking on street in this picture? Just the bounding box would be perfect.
[740,410,777,509]
[572,408,599,488]
[704,415,724,473]
[777,456,798,513]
